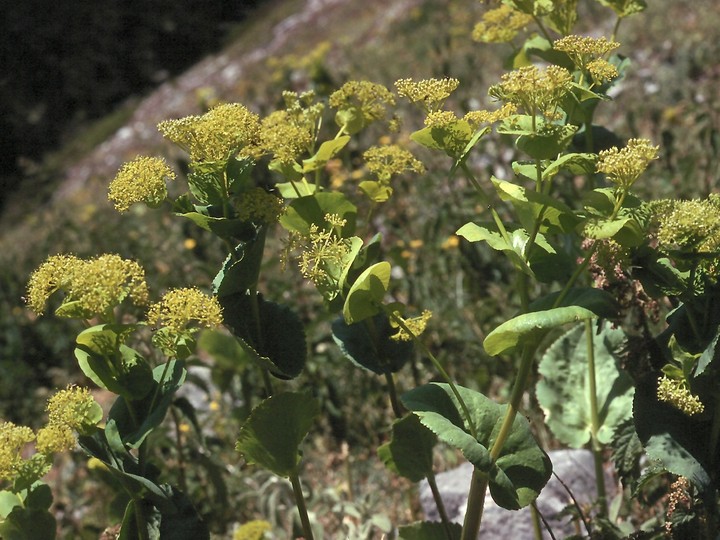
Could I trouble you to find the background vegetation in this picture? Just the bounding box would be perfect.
[1,0,720,536]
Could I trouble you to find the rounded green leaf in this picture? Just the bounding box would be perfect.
[331,313,412,375]
[279,192,357,237]
[378,414,436,482]
[401,383,551,510]
[342,262,391,324]
[236,392,320,477]
[483,306,595,356]
[537,323,634,447]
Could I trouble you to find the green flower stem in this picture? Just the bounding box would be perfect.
[461,468,489,540]
[461,164,513,248]
[386,309,477,440]
[426,469,454,540]
[489,345,535,461]
[585,319,608,516]
[134,498,150,540]
[384,371,404,418]
[532,14,553,44]
[289,471,315,540]
[462,345,535,539]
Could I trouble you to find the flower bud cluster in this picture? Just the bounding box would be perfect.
[109,156,176,213]
[657,375,705,416]
[472,5,532,43]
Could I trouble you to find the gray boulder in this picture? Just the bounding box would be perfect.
[420,449,614,539]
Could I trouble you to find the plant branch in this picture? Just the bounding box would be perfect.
[289,471,315,540]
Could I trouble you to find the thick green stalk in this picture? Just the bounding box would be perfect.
[585,319,607,516]
[461,469,489,540]
[289,471,315,540]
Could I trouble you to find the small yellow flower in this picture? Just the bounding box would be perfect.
[26,254,148,317]
[329,81,395,126]
[424,110,459,128]
[255,109,314,164]
[296,214,352,290]
[158,103,261,164]
[587,59,619,84]
[391,310,432,342]
[655,196,720,253]
[35,423,76,454]
[234,520,271,540]
[657,375,704,416]
[596,138,658,188]
[26,254,82,314]
[0,422,35,481]
[148,288,223,335]
[472,5,533,43]
[441,235,460,249]
[45,386,100,433]
[108,156,176,212]
[553,35,620,64]
[489,65,573,119]
[363,145,425,182]
[464,103,517,129]
[235,188,284,225]
[184,238,197,250]
[395,78,460,112]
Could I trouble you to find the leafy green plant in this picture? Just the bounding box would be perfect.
[6,1,720,538]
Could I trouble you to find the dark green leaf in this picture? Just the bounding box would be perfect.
[331,313,412,375]
[378,415,436,482]
[236,392,320,477]
[401,383,551,510]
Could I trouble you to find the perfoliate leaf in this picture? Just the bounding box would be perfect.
[484,306,595,356]
[401,383,551,510]
[302,136,350,173]
[536,323,634,448]
[279,192,357,238]
[343,262,391,324]
[236,392,320,477]
[359,180,393,202]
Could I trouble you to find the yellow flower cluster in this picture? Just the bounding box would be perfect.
[464,103,517,129]
[655,196,720,253]
[297,214,351,289]
[472,5,533,43]
[489,65,573,119]
[158,103,261,163]
[329,81,395,125]
[26,254,149,317]
[363,145,425,181]
[596,138,658,188]
[0,422,35,482]
[394,77,460,112]
[147,287,223,335]
[587,59,619,84]
[233,520,272,540]
[391,310,433,341]
[0,387,100,482]
[657,376,705,416]
[108,156,176,212]
[235,188,284,225]
[553,35,620,62]
[553,35,620,84]
[256,110,313,164]
[424,110,459,128]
